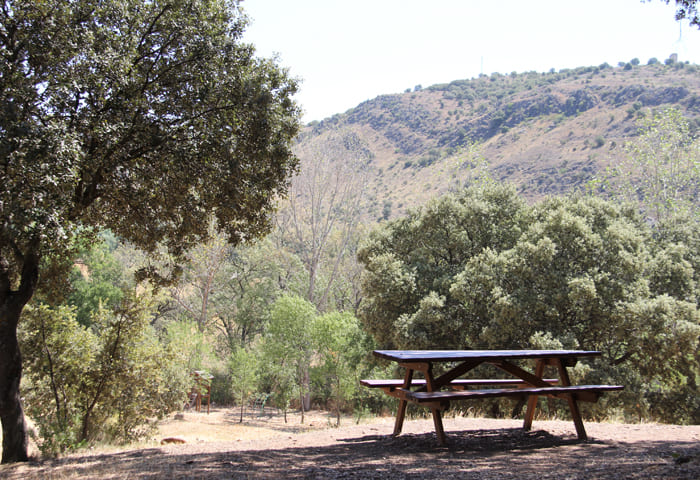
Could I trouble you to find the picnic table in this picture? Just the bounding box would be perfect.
[361,349,624,445]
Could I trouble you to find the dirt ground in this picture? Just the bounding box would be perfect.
[2,407,699,479]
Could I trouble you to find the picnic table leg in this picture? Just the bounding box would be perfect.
[424,365,447,446]
[392,368,414,436]
[523,359,545,431]
[431,407,447,446]
[555,360,587,440]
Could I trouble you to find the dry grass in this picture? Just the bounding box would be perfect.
[153,407,358,443]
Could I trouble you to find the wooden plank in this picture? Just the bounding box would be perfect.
[392,368,413,436]
[557,358,587,440]
[425,363,447,446]
[523,359,545,431]
[360,378,559,388]
[494,360,554,388]
[432,407,447,445]
[398,362,432,375]
[369,349,620,446]
[449,378,559,389]
[373,349,602,363]
[427,358,484,391]
[404,385,624,403]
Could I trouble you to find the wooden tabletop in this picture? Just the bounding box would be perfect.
[373,349,602,363]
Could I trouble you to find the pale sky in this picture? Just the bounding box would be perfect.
[242,0,700,123]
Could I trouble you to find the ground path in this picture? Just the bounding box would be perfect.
[2,408,699,479]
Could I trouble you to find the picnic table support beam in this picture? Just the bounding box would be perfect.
[428,359,483,391]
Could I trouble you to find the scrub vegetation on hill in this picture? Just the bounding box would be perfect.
[300,60,700,219]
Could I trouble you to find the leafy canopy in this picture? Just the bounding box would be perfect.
[1,0,300,286]
[595,107,700,225]
[357,183,528,348]
[358,186,699,422]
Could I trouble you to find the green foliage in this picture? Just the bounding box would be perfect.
[604,108,700,224]
[453,196,652,349]
[311,311,368,426]
[261,295,317,421]
[211,241,283,350]
[18,305,93,455]
[169,227,231,332]
[164,233,285,357]
[381,201,393,221]
[228,347,259,422]
[358,183,528,348]
[207,369,234,405]
[68,236,127,326]
[653,213,700,303]
[1,0,300,283]
[1,0,299,461]
[359,186,700,423]
[163,319,217,375]
[19,293,183,455]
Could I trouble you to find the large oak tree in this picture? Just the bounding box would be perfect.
[0,0,299,462]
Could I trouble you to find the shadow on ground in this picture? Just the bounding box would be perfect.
[2,428,699,479]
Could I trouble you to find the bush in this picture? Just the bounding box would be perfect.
[209,368,235,405]
[19,292,184,455]
[358,186,700,423]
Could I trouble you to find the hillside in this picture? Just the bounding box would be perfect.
[295,60,700,220]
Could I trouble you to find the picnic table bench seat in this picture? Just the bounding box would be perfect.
[400,384,624,404]
[361,378,623,406]
[361,378,560,389]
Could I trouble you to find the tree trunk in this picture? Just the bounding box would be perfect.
[80,409,92,443]
[0,250,39,463]
[0,309,29,463]
[302,367,311,413]
[299,390,305,424]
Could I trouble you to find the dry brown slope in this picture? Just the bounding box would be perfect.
[298,62,700,220]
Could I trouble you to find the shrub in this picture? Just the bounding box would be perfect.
[19,293,184,455]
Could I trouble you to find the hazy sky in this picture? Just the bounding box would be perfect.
[242,0,700,123]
